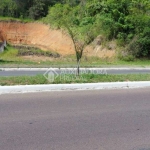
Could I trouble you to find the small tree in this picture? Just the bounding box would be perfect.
[44,0,93,76]
[63,0,91,76]
[65,25,88,76]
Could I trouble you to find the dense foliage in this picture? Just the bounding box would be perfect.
[0,0,66,19]
[43,0,150,58]
[1,0,150,58]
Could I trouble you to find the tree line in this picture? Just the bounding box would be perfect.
[0,0,69,19]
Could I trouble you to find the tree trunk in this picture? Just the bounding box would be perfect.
[76,59,80,76]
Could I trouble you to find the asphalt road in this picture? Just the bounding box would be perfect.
[0,68,150,76]
[0,88,150,150]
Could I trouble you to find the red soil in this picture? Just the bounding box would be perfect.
[0,21,115,57]
[0,30,6,42]
[0,21,74,55]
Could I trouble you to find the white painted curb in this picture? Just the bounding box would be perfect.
[0,81,150,94]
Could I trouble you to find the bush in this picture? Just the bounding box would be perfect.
[16,46,60,58]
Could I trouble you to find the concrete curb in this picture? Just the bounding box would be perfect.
[0,81,150,94]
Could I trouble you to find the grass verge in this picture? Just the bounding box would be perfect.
[0,74,150,86]
[1,45,150,68]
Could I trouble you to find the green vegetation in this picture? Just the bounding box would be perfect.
[0,0,80,20]
[16,46,60,58]
[0,16,31,22]
[1,1,150,85]
[1,45,150,68]
[0,74,150,85]
[43,0,150,59]
[0,0,65,20]
[1,0,150,62]
[0,45,59,59]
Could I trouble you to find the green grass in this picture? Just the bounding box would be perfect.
[0,45,61,67]
[0,74,150,86]
[1,45,150,68]
[0,16,32,22]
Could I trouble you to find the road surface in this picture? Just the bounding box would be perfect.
[0,88,150,150]
[0,68,150,76]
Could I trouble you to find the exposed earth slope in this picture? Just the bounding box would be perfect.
[0,21,115,57]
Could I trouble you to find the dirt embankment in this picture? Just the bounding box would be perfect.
[0,29,7,42]
[0,21,74,55]
[0,21,116,57]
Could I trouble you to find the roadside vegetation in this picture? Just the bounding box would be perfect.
[1,45,150,68]
[0,45,61,66]
[1,0,150,59]
[0,0,150,71]
[0,74,150,86]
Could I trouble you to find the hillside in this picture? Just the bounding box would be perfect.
[1,0,150,59]
[0,21,115,58]
[0,21,74,55]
